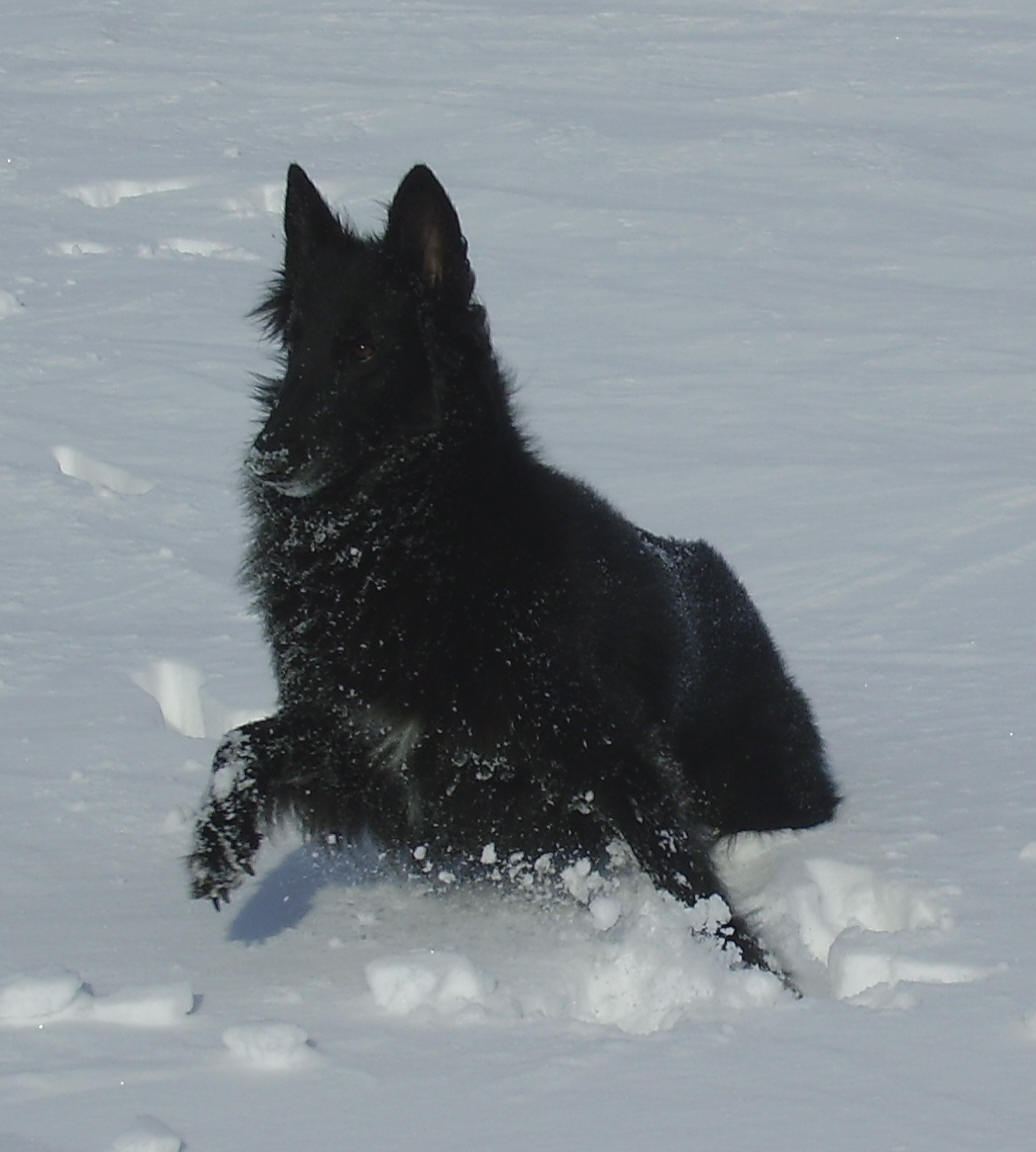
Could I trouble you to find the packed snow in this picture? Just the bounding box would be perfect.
[2,1,1034,1149]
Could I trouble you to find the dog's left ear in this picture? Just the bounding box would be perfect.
[385,165,475,304]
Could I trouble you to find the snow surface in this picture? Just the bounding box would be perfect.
[2,1,1034,1148]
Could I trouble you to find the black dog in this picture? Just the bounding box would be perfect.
[189,163,838,979]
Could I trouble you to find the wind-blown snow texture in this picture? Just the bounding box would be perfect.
[1,2,1033,1149]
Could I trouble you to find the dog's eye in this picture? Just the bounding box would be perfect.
[342,337,376,364]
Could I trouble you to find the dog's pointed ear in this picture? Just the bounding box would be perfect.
[283,164,340,276]
[384,165,474,303]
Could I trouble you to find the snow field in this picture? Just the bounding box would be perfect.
[3,0,1035,1149]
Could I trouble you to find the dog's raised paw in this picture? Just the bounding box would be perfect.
[187,811,255,907]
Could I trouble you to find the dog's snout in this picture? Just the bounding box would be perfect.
[245,440,284,478]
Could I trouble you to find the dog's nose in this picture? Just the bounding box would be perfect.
[245,441,324,498]
[245,440,289,480]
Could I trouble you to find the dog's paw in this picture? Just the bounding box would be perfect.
[187,731,264,906]
[187,808,259,908]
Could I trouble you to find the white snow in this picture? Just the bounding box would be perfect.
[0,969,193,1030]
[366,951,501,1021]
[65,179,195,210]
[0,968,85,1024]
[88,983,196,1028]
[222,1021,315,1070]
[110,1115,184,1152]
[0,289,22,319]
[3,0,1035,1149]
[52,444,154,496]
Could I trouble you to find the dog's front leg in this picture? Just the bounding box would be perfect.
[188,711,335,907]
[188,720,278,907]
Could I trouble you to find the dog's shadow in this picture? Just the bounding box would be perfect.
[228,837,391,943]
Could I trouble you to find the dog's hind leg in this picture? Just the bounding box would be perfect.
[593,764,789,984]
[188,710,349,907]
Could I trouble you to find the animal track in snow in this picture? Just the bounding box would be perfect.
[222,184,286,218]
[52,445,153,496]
[49,240,111,257]
[132,659,269,739]
[137,237,259,261]
[64,178,192,209]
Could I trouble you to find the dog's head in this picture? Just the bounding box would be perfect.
[248,164,488,498]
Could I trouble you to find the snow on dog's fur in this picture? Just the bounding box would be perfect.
[189,163,839,982]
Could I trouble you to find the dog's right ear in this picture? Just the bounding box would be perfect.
[283,164,340,278]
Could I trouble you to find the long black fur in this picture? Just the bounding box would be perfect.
[189,163,839,980]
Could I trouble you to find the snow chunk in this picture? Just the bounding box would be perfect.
[366,951,501,1020]
[1025,1011,1036,1041]
[0,967,84,1023]
[769,857,947,965]
[739,851,996,1001]
[65,178,192,208]
[222,1020,315,1070]
[131,659,268,738]
[50,239,111,256]
[52,444,153,496]
[827,929,990,1001]
[111,1115,183,1152]
[589,894,621,932]
[364,887,785,1035]
[0,971,194,1028]
[575,894,783,1032]
[139,237,259,261]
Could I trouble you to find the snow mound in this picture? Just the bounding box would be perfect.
[1025,1012,1036,1042]
[138,237,259,261]
[827,929,989,1003]
[52,444,153,496]
[366,951,505,1022]
[357,844,996,1033]
[572,893,784,1032]
[355,845,991,1032]
[222,1020,315,1070]
[64,178,192,208]
[0,969,194,1028]
[89,982,195,1027]
[0,967,85,1023]
[779,857,948,962]
[131,659,269,739]
[111,1116,183,1152]
[739,850,992,1000]
[363,877,785,1035]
